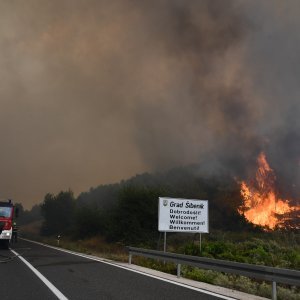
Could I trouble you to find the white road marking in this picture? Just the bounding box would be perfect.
[10,248,68,300]
[21,238,236,300]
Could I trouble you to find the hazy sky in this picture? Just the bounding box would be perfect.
[0,0,299,208]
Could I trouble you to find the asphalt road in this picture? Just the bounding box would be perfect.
[0,239,234,300]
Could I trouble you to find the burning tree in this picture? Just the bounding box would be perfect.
[238,152,299,230]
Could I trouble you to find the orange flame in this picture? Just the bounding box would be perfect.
[238,152,299,230]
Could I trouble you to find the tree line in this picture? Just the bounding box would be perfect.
[19,165,257,245]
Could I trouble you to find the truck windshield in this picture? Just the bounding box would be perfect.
[0,207,12,218]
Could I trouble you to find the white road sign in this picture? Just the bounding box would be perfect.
[158,197,209,233]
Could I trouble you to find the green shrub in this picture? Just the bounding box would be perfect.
[181,266,219,284]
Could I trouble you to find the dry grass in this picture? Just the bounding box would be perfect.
[19,220,43,237]
[20,222,128,262]
[32,235,129,263]
[77,236,128,262]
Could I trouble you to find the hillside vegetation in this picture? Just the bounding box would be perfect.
[19,165,259,244]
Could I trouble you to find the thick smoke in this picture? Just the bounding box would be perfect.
[0,0,298,207]
[133,1,258,173]
[132,1,300,199]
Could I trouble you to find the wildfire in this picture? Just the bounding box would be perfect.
[238,152,299,230]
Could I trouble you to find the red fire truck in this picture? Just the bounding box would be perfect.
[0,200,18,249]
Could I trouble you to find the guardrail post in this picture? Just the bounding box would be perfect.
[272,281,277,300]
[129,253,132,265]
[177,264,181,278]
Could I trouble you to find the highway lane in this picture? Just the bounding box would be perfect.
[0,246,56,299]
[5,239,234,300]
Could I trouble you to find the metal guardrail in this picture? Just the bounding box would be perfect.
[127,247,300,300]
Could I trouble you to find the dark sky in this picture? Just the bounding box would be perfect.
[0,0,299,208]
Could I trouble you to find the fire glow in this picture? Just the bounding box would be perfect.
[238,152,299,230]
